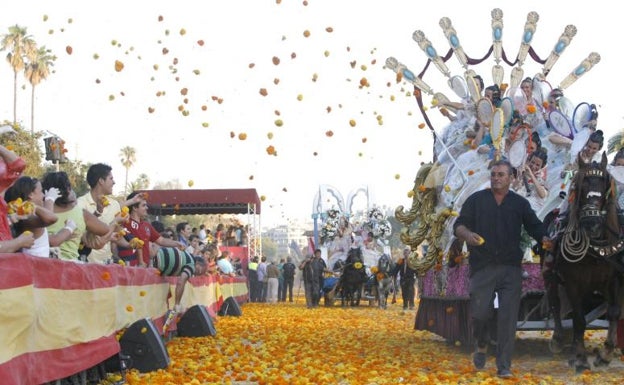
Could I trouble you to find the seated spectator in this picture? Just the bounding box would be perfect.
[186,234,201,257]
[217,250,236,276]
[201,245,218,275]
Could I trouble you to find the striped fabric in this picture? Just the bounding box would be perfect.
[155,247,195,278]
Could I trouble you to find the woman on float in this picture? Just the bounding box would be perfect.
[508,77,547,134]
[512,148,549,213]
[326,216,353,271]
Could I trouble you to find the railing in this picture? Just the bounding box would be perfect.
[0,253,248,385]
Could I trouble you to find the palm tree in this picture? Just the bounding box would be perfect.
[128,173,150,192]
[1,25,37,125]
[25,46,56,135]
[119,146,137,197]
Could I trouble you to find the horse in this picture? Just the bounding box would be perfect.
[543,153,624,372]
[373,253,395,309]
[339,247,368,306]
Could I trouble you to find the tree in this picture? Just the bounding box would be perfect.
[24,46,55,135]
[119,146,136,197]
[1,25,36,125]
[261,237,278,259]
[128,173,150,193]
[0,121,45,178]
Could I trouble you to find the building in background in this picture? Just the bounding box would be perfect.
[263,221,309,258]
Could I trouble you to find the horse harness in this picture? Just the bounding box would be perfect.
[551,165,624,273]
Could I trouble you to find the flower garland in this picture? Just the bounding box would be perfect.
[320,209,343,244]
[361,207,392,240]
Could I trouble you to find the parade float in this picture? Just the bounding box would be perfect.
[312,185,394,305]
[385,8,621,346]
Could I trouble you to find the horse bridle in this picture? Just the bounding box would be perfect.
[561,167,611,263]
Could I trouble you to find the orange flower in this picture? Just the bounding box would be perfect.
[542,101,549,109]
[417,185,426,192]
[526,104,537,114]
[101,271,111,280]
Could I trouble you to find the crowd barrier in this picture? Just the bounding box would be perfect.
[0,253,248,385]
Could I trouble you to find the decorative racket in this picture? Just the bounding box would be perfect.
[532,76,552,106]
[489,108,505,154]
[572,102,591,133]
[499,97,514,127]
[448,75,468,100]
[508,139,527,169]
[466,75,481,103]
[548,110,573,139]
[609,166,624,185]
[476,97,494,127]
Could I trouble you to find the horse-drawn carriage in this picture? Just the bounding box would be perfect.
[323,247,397,309]
[386,7,624,370]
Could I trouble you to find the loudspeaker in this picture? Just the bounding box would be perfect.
[218,296,242,317]
[177,305,217,337]
[119,318,170,373]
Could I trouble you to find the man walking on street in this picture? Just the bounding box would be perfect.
[454,160,550,379]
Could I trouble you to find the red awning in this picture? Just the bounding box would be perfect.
[139,189,261,215]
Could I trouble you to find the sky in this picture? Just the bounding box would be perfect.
[1,0,620,227]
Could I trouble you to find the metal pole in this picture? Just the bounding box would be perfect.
[312,213,319,252]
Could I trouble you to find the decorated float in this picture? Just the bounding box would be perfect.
[386,8,624,346]
[312,185,393,305]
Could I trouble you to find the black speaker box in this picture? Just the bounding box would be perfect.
[177,305,217,337]
[119,318,170,373]
[218,296,242,316]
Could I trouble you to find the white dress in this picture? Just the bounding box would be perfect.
[22,230,50,258]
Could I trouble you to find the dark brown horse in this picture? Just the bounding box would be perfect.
[544,153,624,372]
[339,248,368,306]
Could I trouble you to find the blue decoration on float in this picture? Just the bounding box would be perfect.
[493,28,502,41]
[450,35,459,48]
[555,40,566,54]
[574,66,586,76]
[523,31,533,43]
[426,46,437,58]
[402,69,415,81]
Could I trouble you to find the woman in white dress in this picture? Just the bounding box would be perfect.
[512,149,549,213]
[326,217,353,270]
